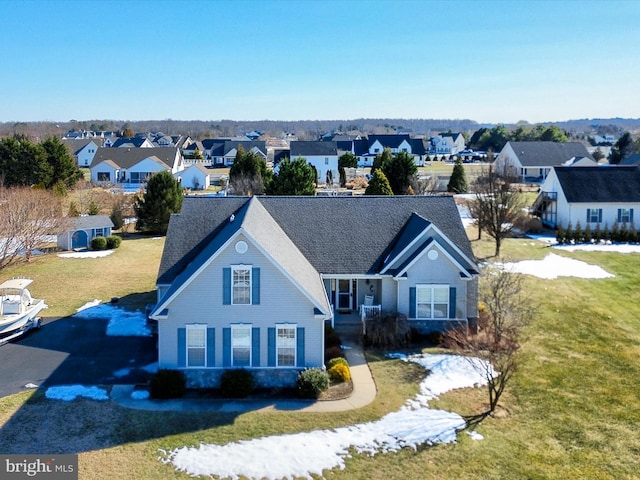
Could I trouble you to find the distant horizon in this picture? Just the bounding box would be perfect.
[1,0,638,124]
[4,116,640,125]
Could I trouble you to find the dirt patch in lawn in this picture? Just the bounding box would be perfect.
[318,380,353,401]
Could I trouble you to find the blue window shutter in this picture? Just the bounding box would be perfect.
[618,209,622,223]
[206,328,215,367]
[296,327,305,367]
[252,327,260,367]
[223,268,231,305]
[252,267,260,305]
[449,287,457,319]
[598,209,602,223]
[631,209,634,223]
[223,327,231,367]
[268,327,276,366]
[586,208,591,222]
[177,328,186,367]
[409,287,416,318]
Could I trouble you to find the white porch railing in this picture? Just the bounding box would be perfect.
[360,304,381,335]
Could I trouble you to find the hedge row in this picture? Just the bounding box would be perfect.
[556,222,639,245]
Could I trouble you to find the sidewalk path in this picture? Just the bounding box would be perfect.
[111,339,376,413]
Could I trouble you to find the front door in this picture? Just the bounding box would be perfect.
[337,279,352,311]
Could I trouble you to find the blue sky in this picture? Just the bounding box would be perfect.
[1,0,638,124]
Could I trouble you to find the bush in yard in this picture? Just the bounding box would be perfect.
[220,369,254,398]
[326,357,348,370]
[364,312,411,349]
[296,368,329,399]
[150,369,186,399]
[105,235,122,249]
[90,236,107,250]
[328,362,351,383]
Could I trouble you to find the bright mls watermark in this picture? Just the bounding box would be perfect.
[0,455,77,479]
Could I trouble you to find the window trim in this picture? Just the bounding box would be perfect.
[275,324,297,367]
[231,265,252,305]
[231,324,252,367]
[415,284,449,320]
[186,324,207,368]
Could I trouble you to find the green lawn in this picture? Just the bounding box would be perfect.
[1,231,640,479]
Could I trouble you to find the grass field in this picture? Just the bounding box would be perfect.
[1,226,640,479]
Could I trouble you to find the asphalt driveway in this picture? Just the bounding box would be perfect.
[0,316,157,398]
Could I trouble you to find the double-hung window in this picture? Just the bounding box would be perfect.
[416,285,449,319]
[186,324,206,367]
[231,325,251,367]
[587,208,602,223]
[232,266,251,305]
[619,208,633,224]
[276,325,296,367]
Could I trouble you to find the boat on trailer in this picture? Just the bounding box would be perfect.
[0,278,46,344]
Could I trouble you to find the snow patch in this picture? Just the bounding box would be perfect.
[160,354,489,480]
[496,253,613,279]
[73,303,151,336]
[45,385,109,402]
[58,250,114,259]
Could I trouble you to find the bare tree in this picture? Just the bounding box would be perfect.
[0,186,68,269]
[444,266,532,421]
[469,166,528,257]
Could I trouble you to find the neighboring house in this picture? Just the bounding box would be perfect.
[336,138,370,167]
[111,137,154,148]
[494,141,594,183]
[532,165,640,229]
[174,163,211,190]
[429,133,466,157]
[57,215,114,250]
[201,139,267,167]
[61,139,103,167]
[364,134,428,166]
[289,141,339,185]
[150,196,479,388]
[90,147,184,184]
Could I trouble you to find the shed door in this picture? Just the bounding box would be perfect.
[72,231,88,249]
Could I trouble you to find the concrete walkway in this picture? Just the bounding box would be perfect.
[111,339,377,413]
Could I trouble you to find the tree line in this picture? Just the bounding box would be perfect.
[0,135,83,191]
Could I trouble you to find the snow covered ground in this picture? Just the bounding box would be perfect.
[160,354,490,480]
[73,300,151,336]
[57,250,114,258]
[495,253,614,279]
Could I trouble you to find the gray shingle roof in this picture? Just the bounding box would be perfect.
[554,166,640,203]
[69,214,114,230]
[90,147,179,169]
[368,134,411,148]
[290,141,338,157]
[158,196,476,285]
[505,141,593,167]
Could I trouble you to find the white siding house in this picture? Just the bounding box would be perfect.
[150,196,479,389]
[533,165,640,229]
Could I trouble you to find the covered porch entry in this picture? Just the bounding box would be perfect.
[325,277,383,335]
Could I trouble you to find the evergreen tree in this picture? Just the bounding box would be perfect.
[110,201,124,230]
[370,148,392,177]
[556,224,565,244]
[229,145,272,195]
[381,151,417,195]
[40,136,83,189]
[267,157,316,195]
[338,151,358,186]
[134,171,184,234]
[364,169,393,195]
[447,157,468,193]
